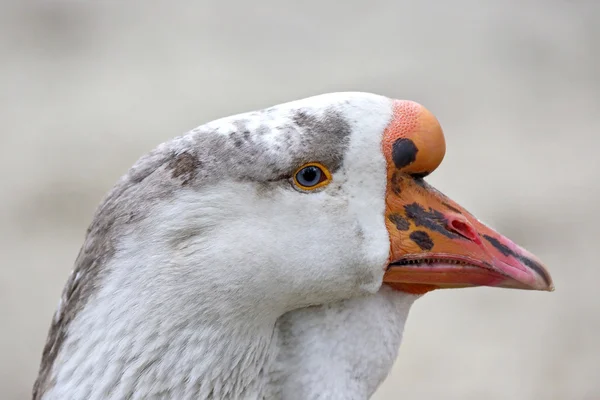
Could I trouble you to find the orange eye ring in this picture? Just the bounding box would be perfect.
[292,162,332,191]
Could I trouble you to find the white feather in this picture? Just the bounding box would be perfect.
[41,92,415,400]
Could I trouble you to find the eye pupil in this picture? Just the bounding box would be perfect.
[296,166,322,187]
[302,167,317,182]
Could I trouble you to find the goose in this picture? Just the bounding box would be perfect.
[32,92,554,400]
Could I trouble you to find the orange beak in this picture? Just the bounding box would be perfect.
[382,101,554,295]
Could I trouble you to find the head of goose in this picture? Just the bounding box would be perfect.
[34,92,553,400]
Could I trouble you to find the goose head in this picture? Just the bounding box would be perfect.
[34,92,553,400]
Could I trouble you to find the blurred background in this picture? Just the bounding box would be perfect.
[1,1,598,399]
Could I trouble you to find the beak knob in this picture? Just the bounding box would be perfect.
[382,101,446,177]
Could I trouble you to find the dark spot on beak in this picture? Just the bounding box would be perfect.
[482,235,512,257]
[404,202,462,239]
[410,171,430,179]
[412,177,429,188]
[482,235,552,286]
[410,231,434,250]
[390,171,402,195]
[388,214,410,231]
[442,201,463,214]
[392,138,418,169]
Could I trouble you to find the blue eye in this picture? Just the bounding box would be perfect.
[293,163,331,190]
[296,166,321,186]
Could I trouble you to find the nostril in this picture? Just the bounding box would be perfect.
[447,216,480,243]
